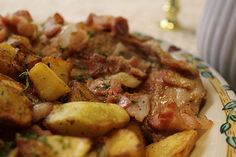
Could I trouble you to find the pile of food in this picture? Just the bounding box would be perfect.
[0,10,212,157]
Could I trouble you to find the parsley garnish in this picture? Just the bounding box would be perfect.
[59,45,67,52]
[38,136,52,148]
[0,141,14,157]
[96,83,110,90]
[74,75,85,82]
[19,70,30,91]
[87,31,94,38]
[20,131,38,139]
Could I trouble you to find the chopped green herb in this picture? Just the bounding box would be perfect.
[131,100,137,104]
[59,45,67,52]
[20,131,38,139]
[87,31,94,38]
[74,75,85,82]
[0,141,14,157]
[96,83,110,90]
[101,52,108,58]
[31,149,40,157]
[46,62,51,68]
[76,63,87,70]
[19,70,31,91]
[38,136,52,148]
[0,91,4,96]
[62,140,71,150]
[36,51,43,57]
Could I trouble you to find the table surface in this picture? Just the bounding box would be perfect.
[0,0,206,57]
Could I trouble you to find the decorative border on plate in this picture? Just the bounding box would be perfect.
[175,52,236,157]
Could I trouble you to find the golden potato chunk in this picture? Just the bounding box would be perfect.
[145,130,198,157]
[69,81,97,101]
[109,72,141,88]
[7,148,18,157]
[0,74,32,127]
[42,56,72,83]
[0,43,21,77]
[104,129,144,157]
[44,135,91,157]
[29,62,70,101]
[17,135,91,157]
[44,101,130,137]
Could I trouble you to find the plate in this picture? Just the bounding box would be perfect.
[156,39,236,157]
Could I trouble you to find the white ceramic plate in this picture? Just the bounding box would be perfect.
[157,39,236,157]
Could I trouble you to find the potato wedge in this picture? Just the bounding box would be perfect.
[29,62,70,101]
[0,74,32,127]
[7,148,18,157]
[109,72,141,88]
[44,101,130,137]
[42,56,72,83]
[43,135,91,157]
[145,130,198,157]
[126,122,146,146]
[0,42,21,77]
[85,150,98,157]
[17,135,91,157]
[104,129,144,157]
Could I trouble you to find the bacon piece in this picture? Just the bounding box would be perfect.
[141,69,211,131]
[3,10,38,40]
[126,94,150,122]
[30,125,52,136]
[87,78,123,102]
[146,40,198,76]
[86,13,129,35]
[0,16,9,42]
[68,28,89,52]
[43,13,64,38]
[14,10,33,22]
[33,103,53,122]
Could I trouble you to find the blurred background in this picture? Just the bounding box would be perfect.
[0,0,206,57]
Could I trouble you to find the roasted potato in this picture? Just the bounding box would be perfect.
[69,81,97,101]
[42,56,72,83]
[17,135,91,157]
[103,129,145,157]
[29,62,70,101]
[0,73,32,127]
[7,148,18,157]
[44,101,130,137]
[109,72,141,88]
[126,122,146,146]
[0,42,21,77]
[145,130,198,157]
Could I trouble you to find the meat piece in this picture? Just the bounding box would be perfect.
[33,102,53,122]
[87,78,123,102]
[14,10,33,22]
[143,40,198,76]
[86,13,129,35]
[4,10,38,40]
[125,94,151,122]
[69,81,97,101]
[0,16,9,42]
[30,125,52,136]
[43,13,64,38]
[141,69,211,131]
[68,28,89,52]
[0,74,32,127]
